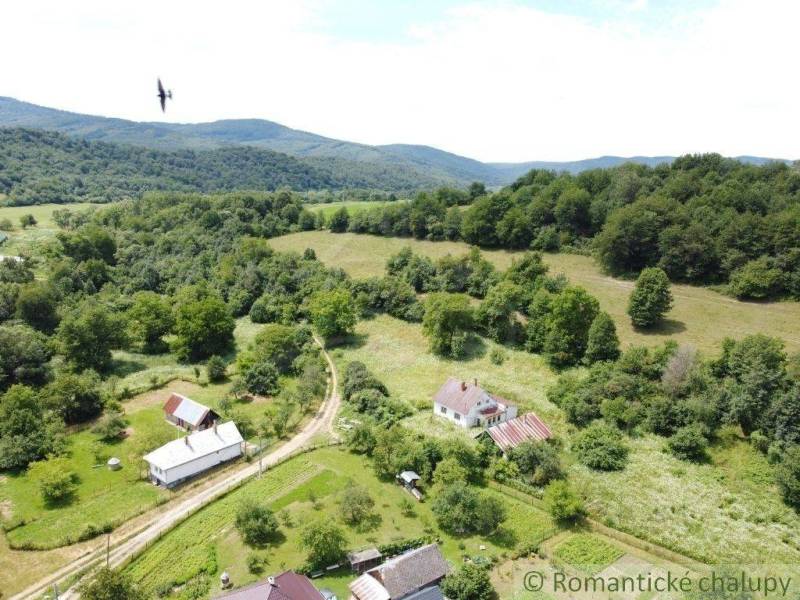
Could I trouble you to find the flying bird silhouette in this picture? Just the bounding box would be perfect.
[157,78,173,113]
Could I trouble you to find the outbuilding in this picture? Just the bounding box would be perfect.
[143,421,243,487]
[348,547,383,574]
[163,392,220,431]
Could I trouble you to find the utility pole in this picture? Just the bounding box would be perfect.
[52,583,59,600]
[106,534,111,567]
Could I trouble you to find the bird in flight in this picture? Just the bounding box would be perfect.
[157,78,173,113]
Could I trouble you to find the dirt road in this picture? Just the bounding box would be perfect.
[13,335,340,600]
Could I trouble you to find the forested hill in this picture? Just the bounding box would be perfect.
[3,97,791,187]
[0,128,446,205]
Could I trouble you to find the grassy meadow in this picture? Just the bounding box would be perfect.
[126,446,556,599]
[268,231,800,354]
[0,202,100,266]
[328,314,800,567]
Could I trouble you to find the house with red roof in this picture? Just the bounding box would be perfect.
[432,377,517,429]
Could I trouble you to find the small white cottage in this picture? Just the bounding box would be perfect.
[143,421,243,487]
[433,377,517,429]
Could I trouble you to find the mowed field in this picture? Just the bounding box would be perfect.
[269,231,800,354]
[331,315,800,567]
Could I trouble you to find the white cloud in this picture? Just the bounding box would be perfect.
[1,0,799,161]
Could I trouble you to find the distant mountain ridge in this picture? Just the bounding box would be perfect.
[0,96,792,186]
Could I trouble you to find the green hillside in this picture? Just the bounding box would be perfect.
[0,128,446,205]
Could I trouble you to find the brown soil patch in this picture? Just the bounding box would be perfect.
[123,379,204,414]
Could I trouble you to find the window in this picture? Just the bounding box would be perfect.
[454,412,461,421]
[440,406,447,414]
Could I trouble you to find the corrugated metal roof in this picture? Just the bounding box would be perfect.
[399,471,420,484]
[349,548,383,564]
[143,421,243,471]
[165,393,213,427]
[350,573,390,600]
[486,413,552,452]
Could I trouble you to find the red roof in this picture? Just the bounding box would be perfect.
[163,393,183,416]
[486,413,552,452]
[218,571,324,600]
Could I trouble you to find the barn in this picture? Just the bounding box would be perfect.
[143,421,243,487]
[163,392,220,431]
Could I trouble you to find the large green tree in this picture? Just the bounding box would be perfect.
[308,287,357,340]
[627,267,673,328]
[172,286,236,361]
[56,301,126,372]
[422,292,474,357]
[126,291,174,353]
[0,385,65,470]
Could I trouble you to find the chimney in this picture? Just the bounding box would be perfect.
[268,576,276,587]
[213,420,218,434]
[461,381,466,391]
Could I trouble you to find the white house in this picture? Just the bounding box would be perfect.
[143,421,243,487]
[432,377,517,429]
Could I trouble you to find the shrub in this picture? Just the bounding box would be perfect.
[235,500,279,546]
[339,483,375,526]
[91,411,128,441]
[572,423,629,471]
[489,347,506,365]
[246,552,265,574]
[728,256,784,299]
[431,482,506,535]
[543,480,585,522]
[667,424,709,462]
[508,440,564,486]
[243,359,280,396]
[627,267,673,328]
[441,563,495,600]
[29,456,78,504]
[776,446,800,510]
[79,567,140,600]
[206,355,227,382]
[300,520,348,569]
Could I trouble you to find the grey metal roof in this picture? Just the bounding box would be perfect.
[401,586,444,600]
[399,471,420,484]
[349,547,383,564]
[143,422,243,471]
[171,394,212,427]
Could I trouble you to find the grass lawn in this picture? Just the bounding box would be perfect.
[127,447,558,599]
[268,231,800,354]
[552,533,624,575]
[0,405,178,550]
[329,314,563,430]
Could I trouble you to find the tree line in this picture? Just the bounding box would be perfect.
[323,155,800,300]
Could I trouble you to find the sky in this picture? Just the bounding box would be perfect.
[1,0,799,162]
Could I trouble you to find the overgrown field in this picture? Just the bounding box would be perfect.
[330,314,562,429]
[269,231,800,353]
[0,202,100,269]
[328,314,800,567]
[127,447,557,599]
